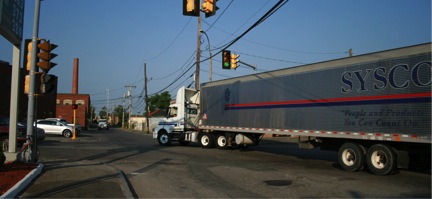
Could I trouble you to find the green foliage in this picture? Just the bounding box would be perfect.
[99,106,108,119]
[114,105,127,127]
[88,106,96,120]
[148,91,171,114]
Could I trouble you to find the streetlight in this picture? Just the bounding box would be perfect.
[199,29,213,81]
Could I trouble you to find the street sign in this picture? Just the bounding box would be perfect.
[0,0,24,46]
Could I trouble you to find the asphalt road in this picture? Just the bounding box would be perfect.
[29,128,431,198]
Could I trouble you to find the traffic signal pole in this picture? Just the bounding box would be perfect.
[26,0,41,163]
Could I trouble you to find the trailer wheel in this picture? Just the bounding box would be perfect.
[216,134,228,149]
[338,143,366,172]
[366,144,396,175]
[157,131,171,146]
[199,133,215,148]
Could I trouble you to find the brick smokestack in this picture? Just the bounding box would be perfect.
[72,58,79,94]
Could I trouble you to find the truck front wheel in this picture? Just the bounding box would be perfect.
[338,143,366,172]
[157,131,171,146]
[366,144,396,175]
[200,133,215,148]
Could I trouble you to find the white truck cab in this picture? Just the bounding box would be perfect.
[153,86,200,145]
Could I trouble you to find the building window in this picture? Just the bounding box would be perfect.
[63,99,72,105]
[76,100,85,105]
[56,99,60,104]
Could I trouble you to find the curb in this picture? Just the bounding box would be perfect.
[1,163,44,199]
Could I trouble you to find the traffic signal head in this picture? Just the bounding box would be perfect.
[72,104,78,109]
[40,73,56,94]
[202,0,218,18]
[37,40,58,72]
[231,53,240,70]
[24,73,42,94]
[183,0,199,16]
[24,39,40,71]
[24,75,30,94]
[222,50,231,69]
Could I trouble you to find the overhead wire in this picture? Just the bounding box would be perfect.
[144,17,193,61]
[149,0,289,97]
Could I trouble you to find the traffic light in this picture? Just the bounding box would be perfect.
[37,40,58,72]
[231,53,240,70]
[24,73,42,94]
[24,39,40,71]
[183,0,199,16]
[72,104,78,110]
[202,0,218,18]
[40,73,56,94]
[222,50,231,69]
[24,75,30,94]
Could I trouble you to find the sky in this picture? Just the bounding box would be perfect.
[0,0,431,114]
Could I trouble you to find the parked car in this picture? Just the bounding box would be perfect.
[0,117,45,150]
[45,118,82,133]
[35,119,75,138]
[98,119,109,130]
[17,122,46,145]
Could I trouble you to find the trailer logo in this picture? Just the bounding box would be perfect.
[341,61,431,93]
[225,88,230,101]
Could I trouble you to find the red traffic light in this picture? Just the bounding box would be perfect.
[72,104,78,109]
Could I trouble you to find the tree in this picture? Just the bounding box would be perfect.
[147,91,171,115]
[114,105,127,127]
[87,106,96,121]
[99,106,108,119]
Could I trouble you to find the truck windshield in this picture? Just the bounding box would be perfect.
[168,107,178,118]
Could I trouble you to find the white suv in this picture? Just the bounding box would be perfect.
[36,120,74,138]
[45,118,82,133]
[98,119,109,130]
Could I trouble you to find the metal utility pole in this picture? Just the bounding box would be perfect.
[25,0,41,163]
[144,63,150,133]
[125,85,136,129]
[195,12,201,90]
[122,93,125,128]
[106,89,109,120]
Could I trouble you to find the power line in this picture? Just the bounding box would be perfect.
[144,17,193,61]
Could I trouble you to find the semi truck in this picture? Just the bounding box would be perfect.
[153,43,431,175]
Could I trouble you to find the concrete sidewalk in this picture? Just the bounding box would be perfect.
[9,160,135,198]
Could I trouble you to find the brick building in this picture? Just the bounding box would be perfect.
[54,58,91,129]
[55,93,90,128]
[1,58,91,129]
[0,60,56,121]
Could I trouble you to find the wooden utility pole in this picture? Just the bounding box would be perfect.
[144,63,150,133]
[195,12,201,90]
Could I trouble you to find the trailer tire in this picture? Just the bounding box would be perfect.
[199,133,215,148]
[338,143,366,172]
[216,134,228,149]
[366,144,396,175]
[157,131,171,146]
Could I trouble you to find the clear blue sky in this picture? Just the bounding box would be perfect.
[0,0,431,114]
